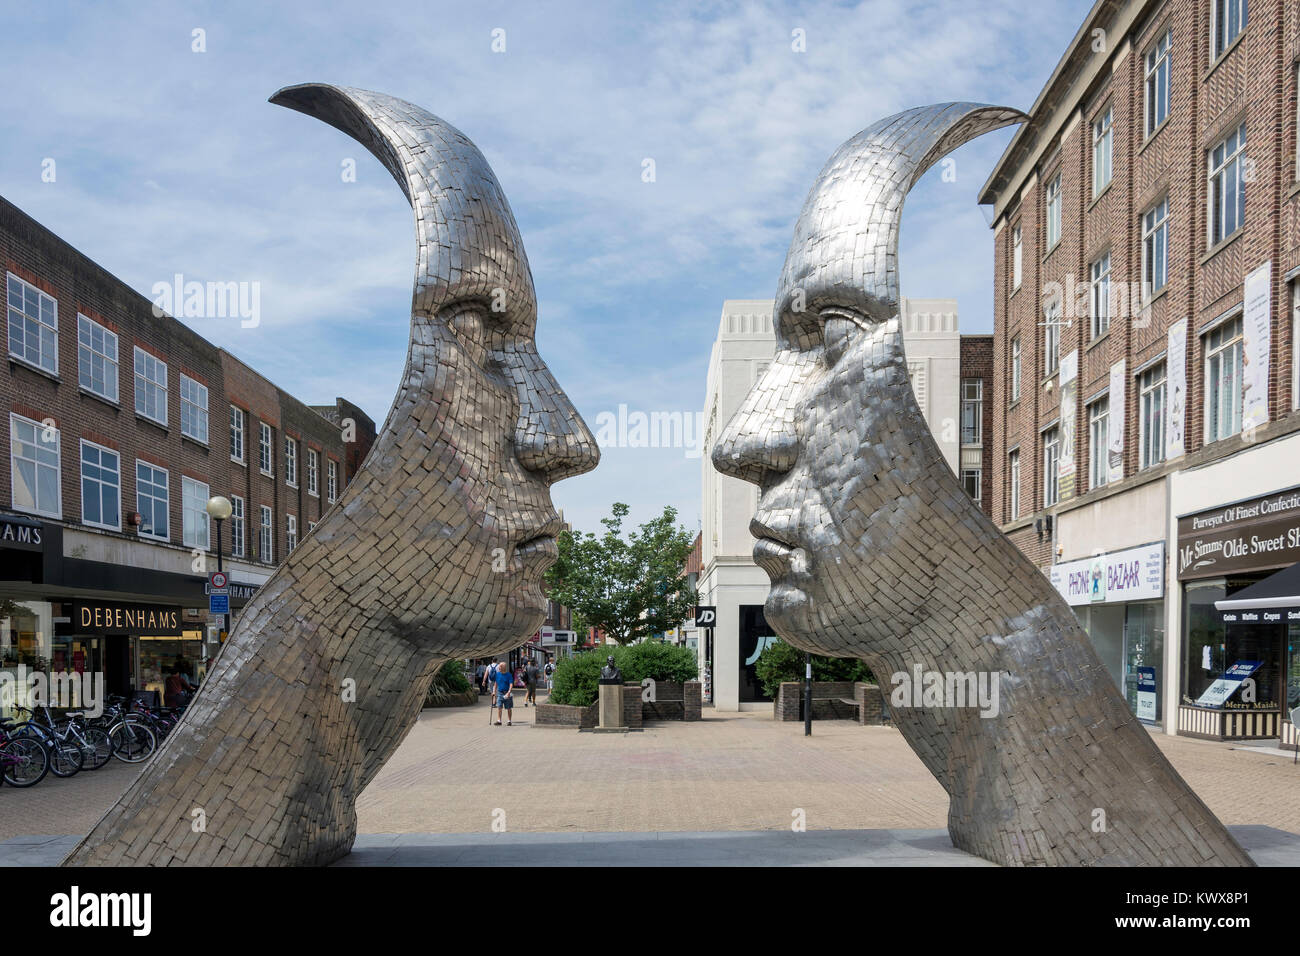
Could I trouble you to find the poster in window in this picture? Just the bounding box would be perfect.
[1057,349,1078,501]
[1242,261,1272,430]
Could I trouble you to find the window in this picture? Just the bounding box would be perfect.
[961,468,982,506]
[1011,336,1022,401]
[1044,300,1061,376]
[136,461,169,540]
[284,437,298,488]
[77,314,118,401]
[1012,224,1022,289]
[180,375,208,443]
[230,495,245,558]
[1139,362,1167,469]
[1092,107,1113,196]
[133,347,168,425]
[1211,0,1246,60]
[6,273,58,374]
[327,460,338,503]
[1145,30,1170,136]
[1142,198,1169,299]
[1293,282,1300,409]
[182,476,210,549]
[1204,316,1243,442]
[287,514,298,553]
[961,380,983,445]
[1208,122,1246,246]
[259,505,273,562]
[10,414,61,518]
[1043,427,1061,507]
[1090,253,1111,339]
[307,449,319,496]
[308,521,317,532]
[1008,449,1021,520]
[259,422,273,475]
[230,406,245,463]
[1046,175,1061,248]
[1088,397,1110,490]
[79,440,120,530]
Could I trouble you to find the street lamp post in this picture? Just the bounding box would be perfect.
[206,496,233,649]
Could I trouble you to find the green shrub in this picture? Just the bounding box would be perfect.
[753,640,873,698]
[424,659,472,706]
[548,642,698,707]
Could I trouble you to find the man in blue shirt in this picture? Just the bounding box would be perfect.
[493,662,514,726]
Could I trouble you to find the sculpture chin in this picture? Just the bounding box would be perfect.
[763,581,816,640]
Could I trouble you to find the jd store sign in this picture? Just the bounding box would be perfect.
[1177,486,1300,580]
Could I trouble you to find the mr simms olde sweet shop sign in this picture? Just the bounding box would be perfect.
[1177,486,1300,580]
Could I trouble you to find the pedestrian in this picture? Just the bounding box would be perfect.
[481,659,496,695]
[544,659,555,690]
[493,662,514,726]
[475,660,487,694]
[525,659,539,706]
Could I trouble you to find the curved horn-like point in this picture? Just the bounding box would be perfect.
[270,83,537,322]
[776,103,1026,323]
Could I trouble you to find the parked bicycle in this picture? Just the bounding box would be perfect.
[0,717,51,787]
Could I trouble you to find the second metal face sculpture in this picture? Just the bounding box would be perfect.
[63,85,599,866]
[712,103,1252,866]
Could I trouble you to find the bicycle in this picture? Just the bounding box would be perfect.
[8,705,84,777]
[0,718,51,787]
[96,697,158,763]
[29,704,115,771]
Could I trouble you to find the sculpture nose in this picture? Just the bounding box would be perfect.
[711,370,801,487]
[514,356,600,483]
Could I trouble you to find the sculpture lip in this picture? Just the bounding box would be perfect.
[750,517,799,552]
[516,515,566,549]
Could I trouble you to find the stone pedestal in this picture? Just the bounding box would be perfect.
[598,681,624,729]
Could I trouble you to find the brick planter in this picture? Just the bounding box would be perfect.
[774,681,887,724]
[535,699,598,728]
[535,681,702,728]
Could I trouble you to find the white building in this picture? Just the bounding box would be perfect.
[698,298,964,710]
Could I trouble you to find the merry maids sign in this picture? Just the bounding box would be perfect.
[1049,542,1165,607]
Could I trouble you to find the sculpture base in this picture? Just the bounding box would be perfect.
[598,682,624,729]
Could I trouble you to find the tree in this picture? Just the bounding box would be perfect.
[544,502,698,645]
[753,639,874,698]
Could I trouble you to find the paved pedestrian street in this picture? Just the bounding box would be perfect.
[7,697,1297,856]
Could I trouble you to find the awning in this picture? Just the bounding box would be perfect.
[1215,562,1300,621]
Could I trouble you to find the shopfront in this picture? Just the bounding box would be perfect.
[1049,542,1166,723]
[1174,485,1300,740]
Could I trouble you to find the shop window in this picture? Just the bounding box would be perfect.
[7,272,58,374]
[80,440,120,530]
[77,313,118,402]
[10,413,61,519]
[1183,574,1282,709]
[0,601,54,717]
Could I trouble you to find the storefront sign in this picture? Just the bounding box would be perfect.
[1166,318,1188,459]
[1177,486,1300,579]
[1242,262,1272,430]
[1136,666,1157,722]
[0,514,43,552]
[73,601,183,635]
[1107,360,1125,485]
[1194,660,1262,709]
[1049,542,1165,606]
[1057,349,1078,502]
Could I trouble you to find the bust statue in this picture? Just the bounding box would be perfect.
[600,655,622,682]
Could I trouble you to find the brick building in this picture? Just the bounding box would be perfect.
[980,0,1300,743]
[0,195,375,711]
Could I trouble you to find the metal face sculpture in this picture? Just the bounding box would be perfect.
[712,103,1252,866]
[63,85,599,866]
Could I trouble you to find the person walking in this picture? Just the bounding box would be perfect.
[493,662,514,726]
[474,660,487,695]
[481,659,497,696]
[525,659,539,706]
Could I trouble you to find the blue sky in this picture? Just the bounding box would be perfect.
[1,0,1085,536]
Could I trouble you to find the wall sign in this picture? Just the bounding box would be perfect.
[1136,666,1157,722]
[72,601,183,635]
[0,515,43,552]
[1166,318,1188,459]
[1242,262,1272,430]
[1049,542,1165,606]
[1107,360,1125,484]
[1057,349,1078,502]
[1177,485,1300,579]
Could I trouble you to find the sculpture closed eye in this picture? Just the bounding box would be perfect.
[713,102,1253,868]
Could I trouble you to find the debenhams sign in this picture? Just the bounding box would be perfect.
[0,514,43,552]
[1177,486,1300,579]
[74,601,183,635]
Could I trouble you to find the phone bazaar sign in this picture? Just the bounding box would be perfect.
[1049,542,1165,606]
